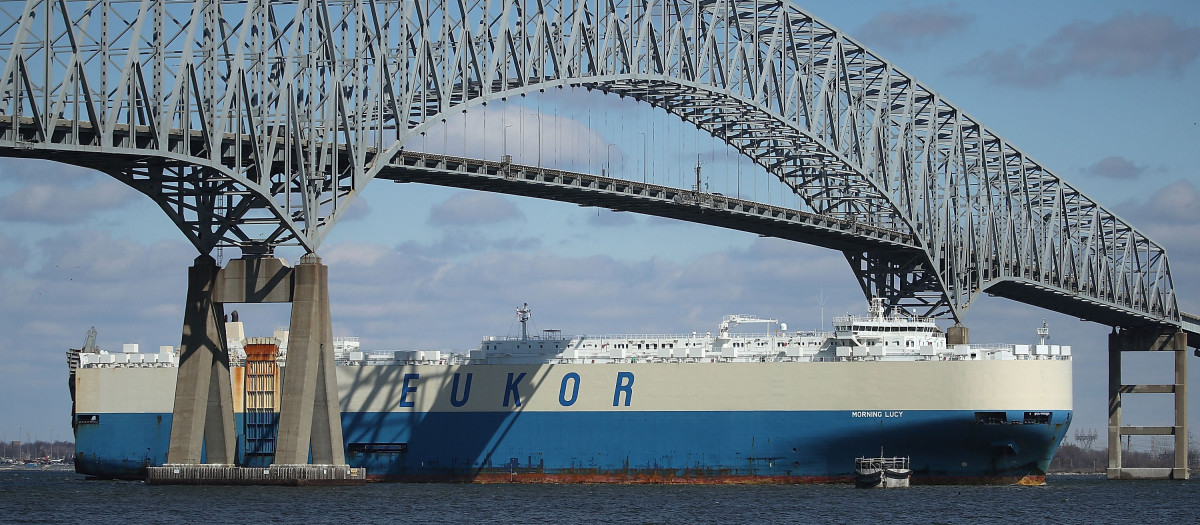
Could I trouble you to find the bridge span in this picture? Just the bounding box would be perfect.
[382,150,1198,336]
[0,0,1193,481]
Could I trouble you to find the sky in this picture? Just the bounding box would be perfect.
[1,1,1198,453]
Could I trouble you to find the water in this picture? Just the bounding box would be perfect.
[2,469,1195,524]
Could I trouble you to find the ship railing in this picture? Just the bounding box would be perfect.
[855,456,910,470]
[1014,354,1072,361]
[833,313,935,324]
[974,343,1018,349]
[589,332,786,341]
[485,334,575,342]
[488,331,820,343]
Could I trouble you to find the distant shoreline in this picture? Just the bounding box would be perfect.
[0,464,74,472]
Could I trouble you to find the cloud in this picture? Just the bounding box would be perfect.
[323,241,394,268]
[428,191,523,226]
[405,101,614,171]
[32,230,191,283]
[0,230,193,352]
[336,195,372,223]
[398,230,541,259]
[1083,156,1146,180]
[0,233,28,270]
[956,13,1200,87]
[1114,178,1200,311]
[855,4,972,52]
[0,157,98,183]
[0,179,139,224]
[1123,178,1199,226]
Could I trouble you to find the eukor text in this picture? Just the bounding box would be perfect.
[396,371,636,408]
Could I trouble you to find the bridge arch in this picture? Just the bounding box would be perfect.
[0,0,1177,326]
[395,75,938,314]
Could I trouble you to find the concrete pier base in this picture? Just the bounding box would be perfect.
[147,464,365,486]
[167,255,236,465]
[1107,327,1189,480]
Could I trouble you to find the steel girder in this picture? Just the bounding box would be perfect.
[0,0,1178,327]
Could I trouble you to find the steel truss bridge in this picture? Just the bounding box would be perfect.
[0,0,1190,332]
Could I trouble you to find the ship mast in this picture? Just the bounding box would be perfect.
[517,303,532,340]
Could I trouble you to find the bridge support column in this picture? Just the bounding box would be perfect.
[1107,327,1189,480]
[274,254,345,466]
[167,255,236,465]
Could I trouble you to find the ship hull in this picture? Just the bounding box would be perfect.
[73,360,1072,484]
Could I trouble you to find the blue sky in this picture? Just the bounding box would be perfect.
[1,1,1198,453]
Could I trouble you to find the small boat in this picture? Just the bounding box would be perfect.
[855,454,911,488]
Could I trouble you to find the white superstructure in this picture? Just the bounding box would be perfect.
[466,298,1069,365]
[75,299,1070,369]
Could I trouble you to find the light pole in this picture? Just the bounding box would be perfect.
[636,132,646,183]
[531,112,542,167]
[607,143,616,176]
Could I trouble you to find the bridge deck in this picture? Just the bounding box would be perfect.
[1183,312,1200,348]
[382,151,917,255]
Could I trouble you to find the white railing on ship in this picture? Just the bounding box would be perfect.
[833,314,935,324]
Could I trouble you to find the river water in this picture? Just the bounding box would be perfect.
[2,468,1194,524]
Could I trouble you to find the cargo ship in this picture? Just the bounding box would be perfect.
[68,299,1072,484]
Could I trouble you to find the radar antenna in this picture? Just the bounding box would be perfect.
[516,303,532,340]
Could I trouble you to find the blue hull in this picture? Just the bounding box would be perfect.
[75,409,1070,483]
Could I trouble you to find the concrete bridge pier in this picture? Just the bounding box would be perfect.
[274,254,346,466]
[166,255,236,465]
[151,253,360,485]
[1107,327,1189,480]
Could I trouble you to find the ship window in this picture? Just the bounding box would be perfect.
[975,412,1007,425]
[1024,412,1052,424]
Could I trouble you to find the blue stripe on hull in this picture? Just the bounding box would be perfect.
[74,414,270,478]
[75,409,1071,483]
[74,413,172,480]
[343,409,1071,482]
